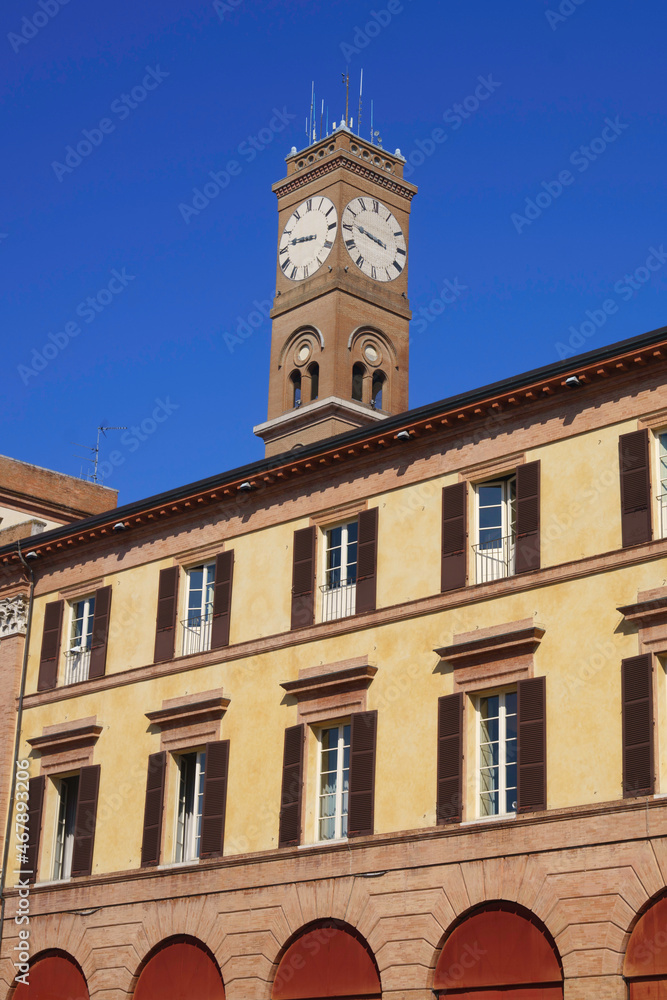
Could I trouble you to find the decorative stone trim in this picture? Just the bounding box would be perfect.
[146,690,230,752]
[436,620,544,693]
[281,656,377,725]
[28,717,102,775]
[173,541,225,567]
[0,593,29,637]
[309,499,368,528]
[458,451,526,483]
[58,578,105,601]
[618,587,667,653]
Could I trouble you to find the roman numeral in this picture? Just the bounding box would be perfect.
[303,265,309,277]
[343,223,353,232]
[306,200,312,211]
[294,210,300,220]
[372,200,379,213]
[394,231,402,237]
[281,259,290,271]
[356,255,364,267]
[291,266,298,279]
[324,240,333,249]
[284,230,292,237]
[328,223,337,231]
[326,206,334,216]
[345,239,356,249]
[358,198,366,210]
[371,266,377,279]
[385,268,392,279]
[386,211,391,221]
[397,247,406,256]
[393,261,403,273]
[319,197,324,210]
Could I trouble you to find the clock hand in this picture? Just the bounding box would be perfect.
[290,234,317,245]
[357,225,387,250]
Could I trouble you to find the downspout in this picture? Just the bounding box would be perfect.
[0,540,36,955]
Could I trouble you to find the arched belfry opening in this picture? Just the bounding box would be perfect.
[253,131,416,456]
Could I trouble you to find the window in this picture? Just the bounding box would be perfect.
[321,521,358,621]
[478,690,517,817]
[290,370,302,407]
[53,775,79,879]
[474,477,516,583]
[371,370,385,410]
[181,564,214,655]
[65,596,95,685]
[308,362,319,401]
[659,432,667,537]
[318,723,350,841]
[352,363,365,402]
[175,751,206,862]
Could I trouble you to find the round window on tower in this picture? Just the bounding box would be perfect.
[294,341,313,366]
[363,342,382,367]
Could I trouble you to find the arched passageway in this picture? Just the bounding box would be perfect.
[10,951,89,1000]
[434,902,563,998]
[133,937,225,1000]
[625,894,667,998]
[273,920,381,1000]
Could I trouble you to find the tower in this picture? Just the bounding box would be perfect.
[253,124,417,456]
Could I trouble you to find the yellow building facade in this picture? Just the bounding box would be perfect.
[2,129,667,1000]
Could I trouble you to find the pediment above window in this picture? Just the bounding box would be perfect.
[281,656,377,725]
[28,716,102,774]
[145,689,229,751]
[435,619,544,693]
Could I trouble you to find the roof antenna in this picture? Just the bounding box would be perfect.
[309,81,314,144]
[370,99,374,145]
[342,69,349,126]
[320,98,324,141]
[357,69,363,136]
[73,425,127,483]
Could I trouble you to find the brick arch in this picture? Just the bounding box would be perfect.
[432,900,564,998]
[7,949,89,1000]
[278,327,324,368]
[347,326,398,366]
[624,889,667,997]
[129,935,225,1000]
[270,919,381,1000]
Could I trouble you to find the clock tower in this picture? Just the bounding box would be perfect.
[253,123,417,457]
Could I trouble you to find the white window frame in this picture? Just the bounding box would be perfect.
[656,430,667,539]
[53,774,79,880]
[174,750,206,862]
[181,563,215,655]
[64,596,95,685]
[473,476,517,584]
[316,721,351,843]
[475,688,517,819]
[320,520,358,622]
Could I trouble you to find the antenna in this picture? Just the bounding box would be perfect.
[320,99,324,141]
[309,81,315,144]
[342,70,349,125]
[370,99,374,145]
[357,69,363,135]
[73,425,127,483]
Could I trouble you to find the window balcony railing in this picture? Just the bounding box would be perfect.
[659,494,667,539]
[181,612,212,656]
[64,647,91,685]
[473,534,516,584]
[320,580,357,622]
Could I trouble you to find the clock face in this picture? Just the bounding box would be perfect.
[279,196,338,281]
[342,197,407,282]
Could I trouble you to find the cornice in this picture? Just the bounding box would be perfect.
[145,693,230,729]
[273,151,416,202]
[27,720,102,756]
[435,626,545,668]
[3,329,667,569]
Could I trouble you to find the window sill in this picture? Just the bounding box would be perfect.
[298,837,348,850]
[461,812,517,827]
[157,859,201,870]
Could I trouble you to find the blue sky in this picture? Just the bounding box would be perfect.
[2,0,666,503]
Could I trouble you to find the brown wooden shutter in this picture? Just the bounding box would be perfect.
[515,461,541,574]
[154,566,179,663]
[437,694,463,824]
[622,654,654,798]
[517,677,546,813]
[37,600,63,691]
[140,752,166,867]
[211,551,234,649]
[89,585,112,679]
[619,430,652,547]
[200,740,230,858]
[356,508,378,614]
[441,483,467,592]
[348,710,377,837]
[25,775,45,883]
[291,527,316,629]
[71,764,100,877]
[278,724,304,847]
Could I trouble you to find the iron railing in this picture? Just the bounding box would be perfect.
[181,612,212,656]
[64,647,91,685]
[472,534,516,583]
[320,580,357,622]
